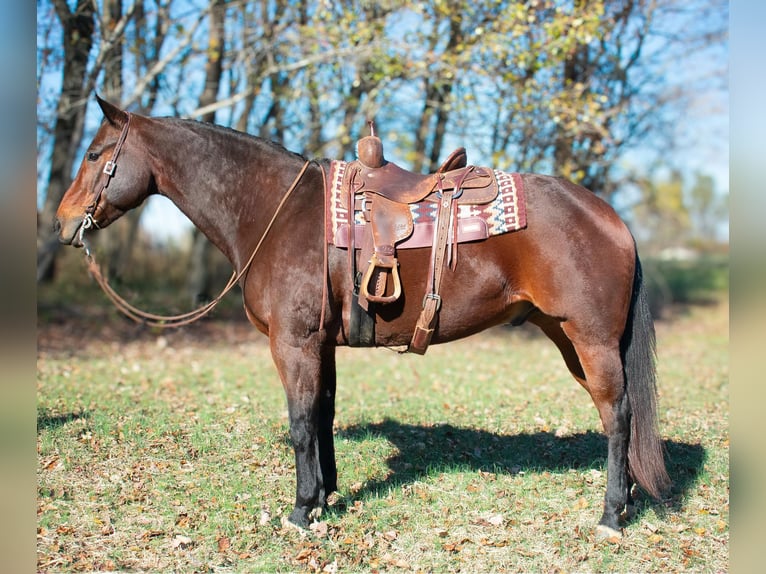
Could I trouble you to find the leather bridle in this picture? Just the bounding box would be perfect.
[79,112,133,246]
[77,116,322,328]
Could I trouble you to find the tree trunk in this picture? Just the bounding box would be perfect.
[412,12,461,173]
[37,0,96,283]
[187,0,226,305]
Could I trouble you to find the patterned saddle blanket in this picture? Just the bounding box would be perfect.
[325,160,527,248]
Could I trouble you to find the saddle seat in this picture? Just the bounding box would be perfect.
[346,148,498,206]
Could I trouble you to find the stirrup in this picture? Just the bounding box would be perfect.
[360,253,402,304]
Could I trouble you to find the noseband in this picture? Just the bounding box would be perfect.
[80,112,133,246]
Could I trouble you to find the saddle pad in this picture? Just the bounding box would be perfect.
[325,160,527,248]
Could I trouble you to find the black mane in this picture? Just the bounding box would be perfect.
[160,116,308,162]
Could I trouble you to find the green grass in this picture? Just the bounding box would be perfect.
[37,295,728,572]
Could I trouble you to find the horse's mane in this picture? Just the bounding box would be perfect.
[159,116,309,162]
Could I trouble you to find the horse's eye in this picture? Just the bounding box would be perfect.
[87,152,100,162]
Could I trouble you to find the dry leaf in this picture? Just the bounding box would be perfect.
[443,537,472,552]
[644,521,659,533]
[217,536,231,552]
[310,521,328,538]
[43,457,62,471]
[172,534,193,549]
[572,497,589,510]
[295,548,313,561]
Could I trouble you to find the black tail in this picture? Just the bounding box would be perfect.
[622,253,670,498]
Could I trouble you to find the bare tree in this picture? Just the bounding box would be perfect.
[187,0,227,305]
[37,0,95,282]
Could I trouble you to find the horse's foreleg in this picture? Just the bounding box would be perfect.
[317,346,338,496]
[270,336,336,528]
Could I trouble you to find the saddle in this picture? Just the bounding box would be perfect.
[341,126,500,354]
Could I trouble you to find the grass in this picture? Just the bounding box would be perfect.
[37,283,728,572]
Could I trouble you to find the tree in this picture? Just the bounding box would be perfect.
[37,0,95,282]
[187,0,226,305]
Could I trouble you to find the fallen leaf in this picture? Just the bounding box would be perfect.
[217,536,231,552]
[572,497,589,510]
[310,521,328,538]
[172,534,193,549]
[43,457,62,471]
[443,537,472,552]
[295,548,313,561]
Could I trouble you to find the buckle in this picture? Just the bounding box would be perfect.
[103,160,116,176]
[422,293,442,311]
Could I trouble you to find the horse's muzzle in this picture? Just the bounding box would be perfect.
[55,215,86,248]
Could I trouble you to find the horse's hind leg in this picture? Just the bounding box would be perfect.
[535,316,630,537]
[567,335,631,537]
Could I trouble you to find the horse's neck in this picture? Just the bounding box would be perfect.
[147,121,292,270]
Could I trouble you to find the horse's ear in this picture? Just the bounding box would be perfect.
[95,94,128,127]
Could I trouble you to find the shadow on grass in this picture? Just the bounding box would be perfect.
[337,419,704,523]
[37,410,89,431]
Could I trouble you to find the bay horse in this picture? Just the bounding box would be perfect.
[54,97,669,539]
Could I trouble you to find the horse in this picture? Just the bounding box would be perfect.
[54,97,669,539]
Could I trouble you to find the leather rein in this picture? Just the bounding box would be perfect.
[80,113,316,329]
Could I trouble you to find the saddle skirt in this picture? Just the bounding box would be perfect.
[325,160,527,249]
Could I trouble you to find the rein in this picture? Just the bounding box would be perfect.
[82,160,312,328]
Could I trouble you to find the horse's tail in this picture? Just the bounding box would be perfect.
[622,252,671,498]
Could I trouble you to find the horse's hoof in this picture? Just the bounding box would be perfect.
[285,510,310,531]
[595,524,623,542]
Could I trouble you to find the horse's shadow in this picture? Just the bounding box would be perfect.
[37,410,89,431]
[336,418,704,521]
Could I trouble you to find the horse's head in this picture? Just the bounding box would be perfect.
[55,96,154,247]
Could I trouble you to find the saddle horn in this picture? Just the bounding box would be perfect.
[357,120,385,168]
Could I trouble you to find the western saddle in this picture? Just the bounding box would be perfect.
[342,124,500,354]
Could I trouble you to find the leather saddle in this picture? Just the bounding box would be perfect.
[340,128,500,353]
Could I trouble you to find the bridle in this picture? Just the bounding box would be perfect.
[79,112,133,249]
[78,115,321,329]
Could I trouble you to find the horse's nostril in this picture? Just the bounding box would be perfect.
[53,218,61,234]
